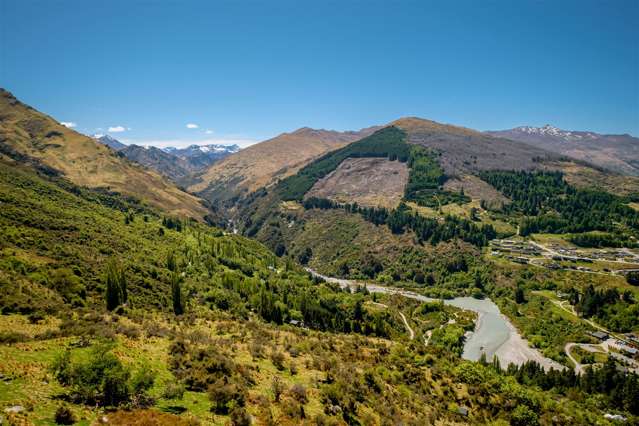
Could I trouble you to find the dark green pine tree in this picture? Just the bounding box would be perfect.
[171,272,184,315]
[105,259,127,311]
[515,284,526,304]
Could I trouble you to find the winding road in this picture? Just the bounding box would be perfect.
[369,301,414,341]
[398,312,414,340]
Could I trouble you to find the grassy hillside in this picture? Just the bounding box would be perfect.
[2,155,637,425]
[0,89,207,219]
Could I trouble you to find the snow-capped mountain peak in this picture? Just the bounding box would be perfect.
[512,125,599,141]
[161,143,240,156]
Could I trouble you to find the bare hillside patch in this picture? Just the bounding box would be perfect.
[544,160,639,196]
[305,157,408,208]
[443,174,510,207]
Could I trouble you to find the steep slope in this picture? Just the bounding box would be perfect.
[94,134,126,150]
[0,89,207,218]
[486,125,639,176]
[119,144,196,181]
[189,126,380,204]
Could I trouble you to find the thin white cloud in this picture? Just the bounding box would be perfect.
[108,125,126,132]
[186,123,199,129]
[60,122,77,128]
[121,137,257,149]
[205,129,213,134]
[93,133,105,138]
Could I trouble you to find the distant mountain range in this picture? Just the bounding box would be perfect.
[163,143,241,169]
[486,125,639,176]
[93,135,240,183]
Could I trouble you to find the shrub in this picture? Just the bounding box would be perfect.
[0,331,30,344]
[208,378,247,414]
[50,343,154,407]
[162,382,186,400]
[626,271,639,286]
[130,367,156,406]
[271,377,285,402]
[230,407,252,426]
[28,311,45,324]
[511,404,539,426]
[50,268,86,306]
[54,405,77,424]
[270,351,285,371]
[290,384,307,404]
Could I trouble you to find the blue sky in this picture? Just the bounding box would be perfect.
[1,0,638,147]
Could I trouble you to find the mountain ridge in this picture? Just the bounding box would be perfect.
[487,125,639,176]
[93,135,240,182]
[0,88,207,218]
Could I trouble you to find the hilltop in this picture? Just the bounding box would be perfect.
[0,89,207,218]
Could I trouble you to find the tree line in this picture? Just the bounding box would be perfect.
[502,358,639,415]
[480,170,639,238]
[303,197,496,247]
[404,146,469,208]
[277,126,410,201]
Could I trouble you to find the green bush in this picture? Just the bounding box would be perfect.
[511,404,539,426]
[162,382,185,400]
[50,343,154,407]
[208,377,247,414]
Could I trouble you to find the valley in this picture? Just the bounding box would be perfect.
[1,91,638,425]
[3,2,638,425]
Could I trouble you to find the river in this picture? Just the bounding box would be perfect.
[306,268,564,371]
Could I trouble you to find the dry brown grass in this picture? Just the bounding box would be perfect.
[443,174,509,207]
[545,160,639,196]
[0,89,207,219]
[96,409,200,426]
[392,117,482,137]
